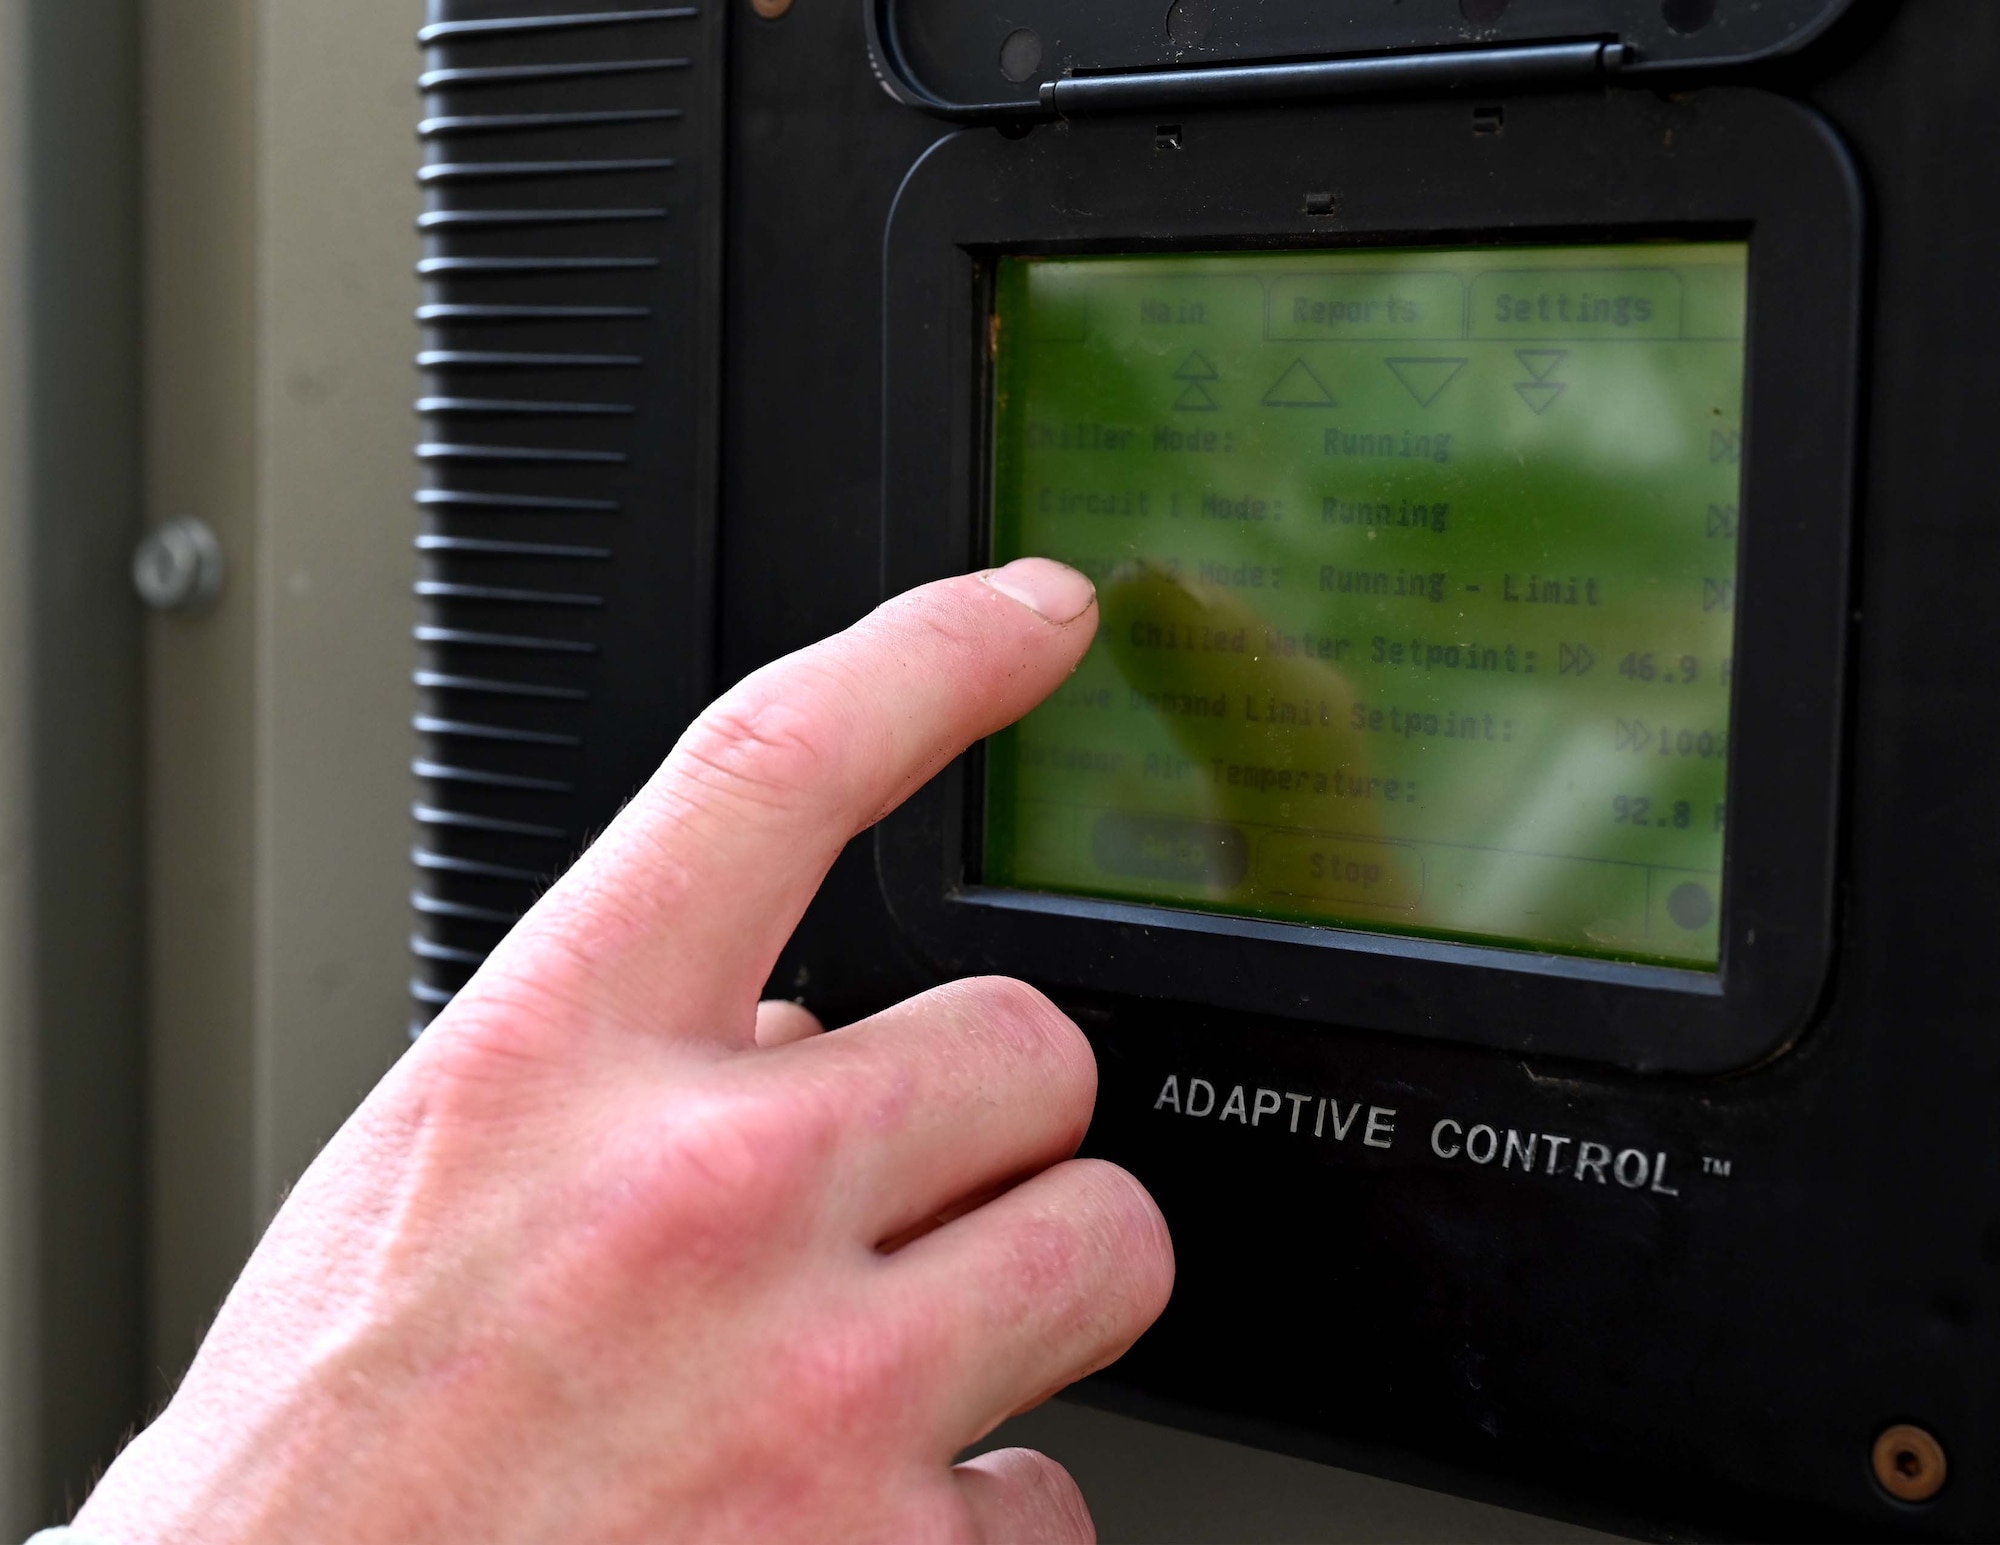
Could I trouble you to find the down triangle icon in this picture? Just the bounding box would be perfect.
[1384,357,1468,408]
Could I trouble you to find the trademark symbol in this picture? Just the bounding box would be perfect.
[1701,1155,1733,1177]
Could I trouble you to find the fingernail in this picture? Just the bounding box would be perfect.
[982,557,1096,624]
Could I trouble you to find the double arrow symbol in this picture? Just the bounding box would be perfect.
[1616,719,1654,753]
[1172,349,1219,412]
[1513,349,1567,415]
[1559,642,1596,677]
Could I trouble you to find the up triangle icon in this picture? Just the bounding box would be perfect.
[1260,358,1336,408]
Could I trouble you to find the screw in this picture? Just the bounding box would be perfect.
[1872,1423,1947,1503]
[132,518,225,612]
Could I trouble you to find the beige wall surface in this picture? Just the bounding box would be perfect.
[142,0,264,1390]
[249,0,423,1203]
[143,0,418,1386]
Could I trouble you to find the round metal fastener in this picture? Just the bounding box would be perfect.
[1873,1423,1947,1503]
[132,517,226,612]
[998,27,1042,83]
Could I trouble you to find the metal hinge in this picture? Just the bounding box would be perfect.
[1039,40,1628,116]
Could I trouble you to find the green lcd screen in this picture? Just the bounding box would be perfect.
[983,243,1748,969]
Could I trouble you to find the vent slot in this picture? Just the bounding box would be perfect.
[408,8,722,1023]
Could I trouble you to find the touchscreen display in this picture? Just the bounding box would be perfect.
[982,243,1747,968]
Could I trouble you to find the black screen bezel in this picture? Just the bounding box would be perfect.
[877,89,1862,1074]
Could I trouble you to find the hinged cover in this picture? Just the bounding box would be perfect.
[866,0,1867,118]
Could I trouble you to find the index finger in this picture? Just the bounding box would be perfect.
[480,559,1098,1044]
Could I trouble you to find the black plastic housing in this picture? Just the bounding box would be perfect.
[406,0,2000,1537]
[410,1,727,1023]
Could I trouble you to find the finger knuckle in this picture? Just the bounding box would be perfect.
[673,673,858,816]
[950,977,1094,1083]
[868,585,991,658]
[973,1162,1176,1348]
[990,1209,1092,1322]
[1072,1159,1172,1251]
[769,1305,926,1442]
[644,1088,841,1247]
[537,831,704,965]
[419,834,706,1051]
[410,970,592,1108]
[1067,1159,1177,1307]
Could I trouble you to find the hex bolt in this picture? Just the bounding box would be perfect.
[132,517,226,612]
[1872,1423,1947,1503]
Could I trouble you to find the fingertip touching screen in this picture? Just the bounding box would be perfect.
[982,243,1748,969]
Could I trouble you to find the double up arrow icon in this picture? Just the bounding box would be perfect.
[1513,349,1567,415]
[1172,349,1219,411]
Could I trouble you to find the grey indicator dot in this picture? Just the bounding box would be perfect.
[1662,0,1717,33]
[1667,882,1714,931]
[998,27,1043,83]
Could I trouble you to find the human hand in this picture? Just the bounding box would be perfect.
[76,559,1173,1544]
